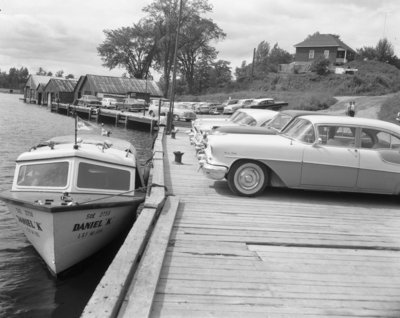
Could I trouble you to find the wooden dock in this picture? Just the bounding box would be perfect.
[83,129,400,318]
[48,102,157,129]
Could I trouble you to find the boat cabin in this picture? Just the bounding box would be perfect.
[12,136,142,196]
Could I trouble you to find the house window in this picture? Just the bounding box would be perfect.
[337,51,345,59]
[309,50,314,59]
[324,50,329,59]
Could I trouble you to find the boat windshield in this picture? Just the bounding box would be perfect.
[77,162,130,191]
[17,162,69,187]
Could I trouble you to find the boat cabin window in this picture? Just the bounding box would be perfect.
[77,162,130,191]
[17,162,69,187]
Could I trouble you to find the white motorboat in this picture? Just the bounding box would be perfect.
[0,134,147,276]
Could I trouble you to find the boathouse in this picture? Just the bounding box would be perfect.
[44,78,77,105]
[73,74,163,103]
[24,75,53,104]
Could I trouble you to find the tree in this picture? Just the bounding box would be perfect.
[97,22,157,79]
[357,38,396,64]
[142,0,217,97]
[178,14,225,94]
[36,67,47,75]
[268,43,293,73]
[356,46,377,60]
[235,61,252,82]
[65,74,75,79]
[0,67,29,89]
[375,38,395,63]
[55,70,64,78]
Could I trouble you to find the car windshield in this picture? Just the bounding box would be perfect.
[263,113,293,131]
[235,114,257,126]
[229,112,247,122]
[283,118,315,143]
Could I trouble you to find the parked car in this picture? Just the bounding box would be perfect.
[148,102,197,122]
[244,98,288,111]
[208,102,224,115]
[191,109,277,147]
[76,95,102,107]
[209,110,326,137]
[195,102,212,114]
[223,99,254,114]
[101,97,118,109]
[116,98,147,112]
[200,115,400,197]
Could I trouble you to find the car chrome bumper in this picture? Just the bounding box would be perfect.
[200,162,228,180]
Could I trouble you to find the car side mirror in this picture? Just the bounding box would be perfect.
[313,138,323,147]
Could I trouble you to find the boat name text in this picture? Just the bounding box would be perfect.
[16,215,43,231]
[72,218,112,232]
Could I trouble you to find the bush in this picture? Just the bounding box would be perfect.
[310,58,330,75]
[378,93,400,123]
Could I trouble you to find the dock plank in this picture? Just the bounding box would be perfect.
[148,130,400,317]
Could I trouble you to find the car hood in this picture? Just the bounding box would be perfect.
[194,118,231,131]
[207,132,288,149]
[210,125,277,135]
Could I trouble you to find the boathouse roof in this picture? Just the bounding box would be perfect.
[25,75,54,90]
[44,78,78,93]
[74,74,163,98]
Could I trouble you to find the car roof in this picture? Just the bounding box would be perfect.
[280,109,322,116]
[237,108,277,115]
[299,115,400,133]
[252,98,274,102]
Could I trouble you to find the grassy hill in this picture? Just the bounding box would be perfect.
[179,60,400,120]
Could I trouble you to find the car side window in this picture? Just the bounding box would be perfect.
[318,125,355,147]
[361,128,400,149]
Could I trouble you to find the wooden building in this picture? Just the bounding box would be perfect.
[44,78,77,105]
[73,74,163,103]
[24,75,53,104]
[294,33,355,65]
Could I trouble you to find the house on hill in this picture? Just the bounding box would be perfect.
[44,78,78,105]
[294,33,355,66]
[73,74,163,103]
[24,75,53,104]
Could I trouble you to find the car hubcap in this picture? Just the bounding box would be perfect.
[237,166,262,191]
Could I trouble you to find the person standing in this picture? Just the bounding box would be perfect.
[346,101,356,117]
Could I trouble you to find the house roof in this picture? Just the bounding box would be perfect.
[76,74,163,97]
[44,78,77,92]
[294,34,355,52]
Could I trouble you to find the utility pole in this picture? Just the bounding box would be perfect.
[251,48,256,81]
[167,0,184,135]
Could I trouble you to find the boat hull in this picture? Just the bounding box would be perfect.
[4,196,144,275]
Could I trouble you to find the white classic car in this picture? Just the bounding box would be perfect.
[148,101,196,122]
[200,115,400,197]
[222,99,254,114]
[191,109,277,148]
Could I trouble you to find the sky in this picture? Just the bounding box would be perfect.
[0,0,399,79]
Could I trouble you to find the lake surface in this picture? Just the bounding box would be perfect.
[0,93,155,318]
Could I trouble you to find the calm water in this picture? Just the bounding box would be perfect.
[0,93,155,318]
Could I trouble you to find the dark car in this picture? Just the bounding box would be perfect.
[116,98,148,112]
[76,95,102,107]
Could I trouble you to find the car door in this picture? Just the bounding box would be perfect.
[357,128,400,193]
[301,125,359,189]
